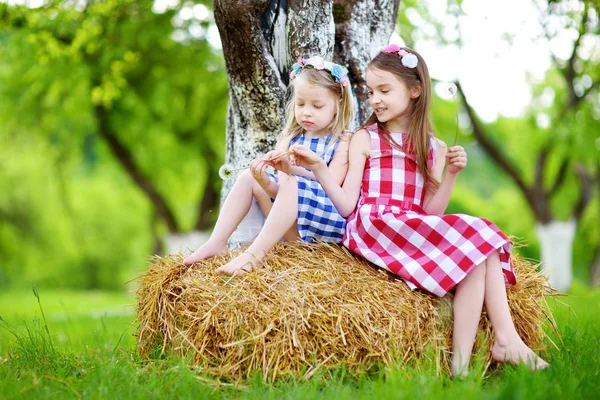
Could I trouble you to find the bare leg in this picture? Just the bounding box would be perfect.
[184,170,273,265]
[485,251,549,370]
[451,262,486,377]
[215,176,299,276]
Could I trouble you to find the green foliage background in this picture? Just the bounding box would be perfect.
[0,0,597,291]
[0,0,227,289]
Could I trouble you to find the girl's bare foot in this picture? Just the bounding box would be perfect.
[215,250,263,276]
[183,239,228,265]
[491,339,549,370]
[451,362,469,379]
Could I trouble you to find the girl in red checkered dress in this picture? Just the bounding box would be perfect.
[289,45,548,376]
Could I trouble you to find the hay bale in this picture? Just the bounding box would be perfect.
[136,242,556,381]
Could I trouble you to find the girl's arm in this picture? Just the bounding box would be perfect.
[293,129,370,217]
[327,131,352,186]
[277,132,351,182]
[287,166,317,180]
[422,139,467,214]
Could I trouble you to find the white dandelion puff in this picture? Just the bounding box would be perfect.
[447,82,457,96]
[446,82,459,146]
[218,163,235,180]
[218,150,292,181]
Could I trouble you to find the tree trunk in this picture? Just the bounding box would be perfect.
[214,0,400,197]
[591,244,600,288]
[94,106,181,233]
[591,167,600,287]
[535,220,576,292]
[332,0,400,122]
[213,0,400,247]
[214,0,288,199]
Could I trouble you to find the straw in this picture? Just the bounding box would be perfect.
[136,242,557,383]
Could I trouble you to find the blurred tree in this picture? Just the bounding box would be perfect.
[456,0,599,290]
[0,0,228,288]
[0,1,226,249]
[399,0,599,290]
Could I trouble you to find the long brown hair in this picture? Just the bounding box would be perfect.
[361,47,438,187]
[280,68,353,146]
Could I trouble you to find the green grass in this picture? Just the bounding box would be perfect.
[0,284,599,399]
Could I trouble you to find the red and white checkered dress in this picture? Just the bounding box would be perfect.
[343,124,516,297]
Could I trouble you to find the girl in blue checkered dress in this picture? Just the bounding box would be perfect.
[274,132,347,242]
[184,56,354,275]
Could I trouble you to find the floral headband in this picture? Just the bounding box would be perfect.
[381,44,419,69]
[289,56,350,87]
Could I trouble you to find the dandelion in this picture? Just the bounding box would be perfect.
[218,150,295,181]
[218,164,236,180]
[447,82,457,96]
[447,82,459,146]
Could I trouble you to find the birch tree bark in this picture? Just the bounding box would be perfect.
[214,0,400,197]
[212,0,400,246]
[332,0,400,121]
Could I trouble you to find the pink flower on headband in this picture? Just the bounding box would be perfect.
[383,44,408,56]
[381,44,417,68]
[340,75,350,87]
[382,44,401,54]
[297,58,305,67]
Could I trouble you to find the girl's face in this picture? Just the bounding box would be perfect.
[366,67,418,130]
[294,74,338,136]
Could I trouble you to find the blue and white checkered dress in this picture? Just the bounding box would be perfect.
[286,133,346,243]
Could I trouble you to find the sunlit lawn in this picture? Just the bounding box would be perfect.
[0,283,599,399]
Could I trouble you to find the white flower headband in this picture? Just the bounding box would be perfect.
[381,44,419,69]
[289,56,350,87]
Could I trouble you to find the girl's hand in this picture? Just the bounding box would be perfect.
[445,145,467,175]
[249,158,271,188]
[263,150,291,174]
[289,145,326,172]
